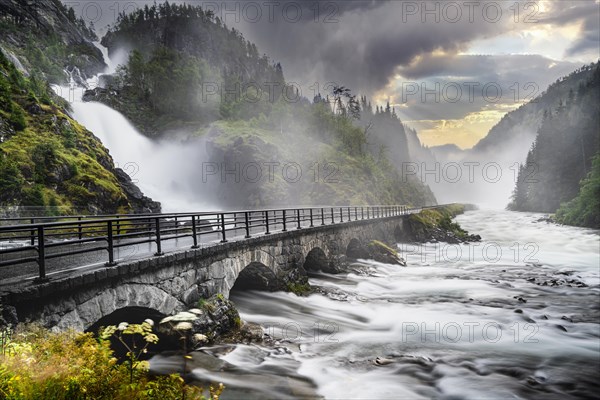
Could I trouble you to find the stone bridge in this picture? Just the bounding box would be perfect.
[1,212,412,331]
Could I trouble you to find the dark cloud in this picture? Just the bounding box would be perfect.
[235,1,510,94]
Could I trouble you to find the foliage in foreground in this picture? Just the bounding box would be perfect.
[0,324,220,400]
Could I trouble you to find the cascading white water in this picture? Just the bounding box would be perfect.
[53,43,214,213]
[151,209,598,399]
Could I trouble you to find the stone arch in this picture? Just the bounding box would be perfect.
[217,247,279,297]
[393,224,404,242]
[346,238,369,259]
[230,262,282,293]
[303,247,329,273]
[54,284,184,332]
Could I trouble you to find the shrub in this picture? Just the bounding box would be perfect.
[0,324,223,399]
[8,105,26,131]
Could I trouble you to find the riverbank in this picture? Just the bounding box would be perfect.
[400,203,482,243]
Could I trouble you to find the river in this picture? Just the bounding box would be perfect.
[174,209,598,400]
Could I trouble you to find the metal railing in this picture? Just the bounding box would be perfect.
[0,205,426,283]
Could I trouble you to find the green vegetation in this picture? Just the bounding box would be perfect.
[405,204,476,242]
[0,324,221,399]
[0,47,139,214]
[368,240,399,257]
[555,153,600,228]
[509,63,599,221]
[366,240,405,265]
[286,282,311,296]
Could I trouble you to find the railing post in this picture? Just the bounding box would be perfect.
[355,207,358,221]
[347,207,351,222]
[30,218,35,246]
[264,211,270,235]
[340,207,344,222]
[309,209,314,227]
[265,211,271,235]
[296,209,301,230]
[191,215,199,249]
[244,212,251,238]
[34,226,47,283]
[106,220,116,266]
[78,216,82,240]
[116,215,121,236]
[321,208,325,225]
[331,208,334,224]
[220,213,228,242]
[361,206,364,220]
[155,217,164,256]
[281,210,287,231]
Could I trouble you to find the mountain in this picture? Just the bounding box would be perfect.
[82,2,437,208]
[0,0,105,84]
[0,0,159,216]
[470,64,597,162]
[91,2,284,137]
[508,64,600,224]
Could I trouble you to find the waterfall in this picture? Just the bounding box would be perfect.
[53,43,214,213]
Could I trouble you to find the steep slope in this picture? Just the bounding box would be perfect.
[470,64,597,160]
[508,64,600,219]
[0,1,160,216]
[0,50,160,216]
[0,0,105,83]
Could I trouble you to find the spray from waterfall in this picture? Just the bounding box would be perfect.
[53,43,214,213]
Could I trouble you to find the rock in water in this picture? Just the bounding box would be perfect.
[159,294,242,345]
[367,240,406,266]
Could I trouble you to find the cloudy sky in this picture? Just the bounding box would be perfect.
[67,0,599,148]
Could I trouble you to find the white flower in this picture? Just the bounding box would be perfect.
[160,316,174,324]
[188,308,204,315]
[171,312,197,321]
[174,322,193,331]
[193,333,208,342]
[144,319,154,327]
[117,322,128,331]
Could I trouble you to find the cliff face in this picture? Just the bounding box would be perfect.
[0,49,160,215]
[0,0,106,83]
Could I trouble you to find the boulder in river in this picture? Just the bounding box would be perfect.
[367,240,406,266]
